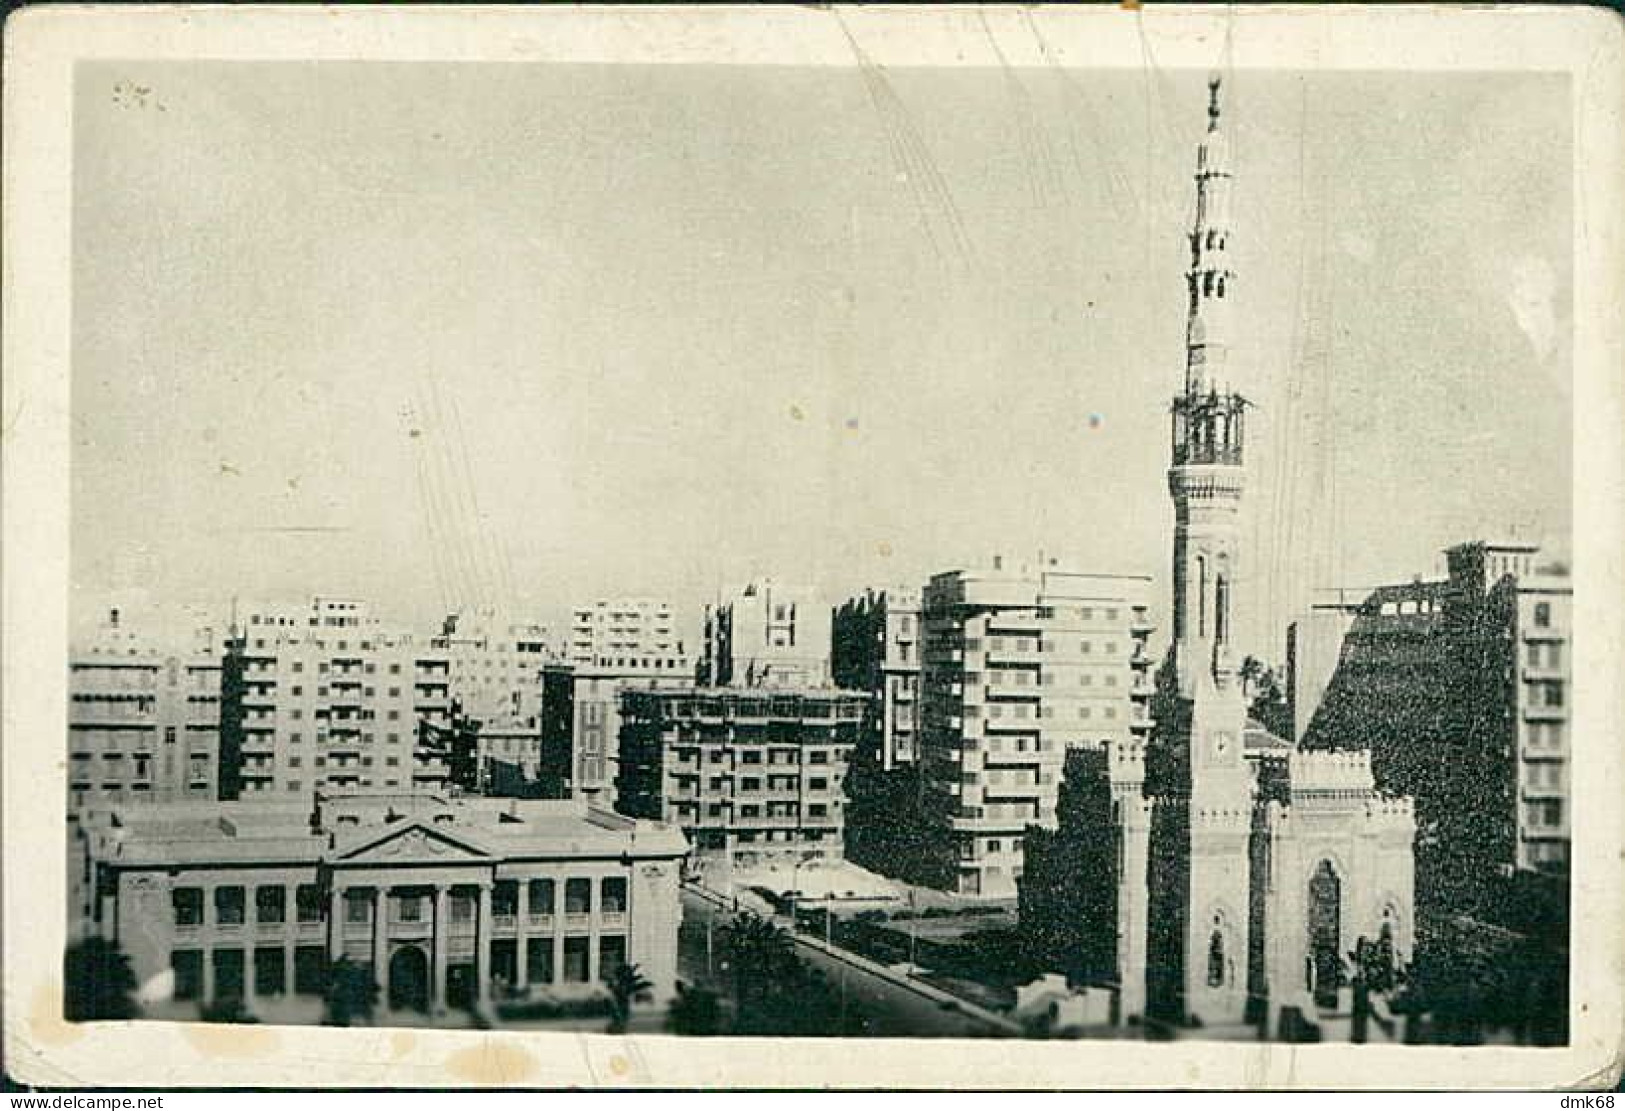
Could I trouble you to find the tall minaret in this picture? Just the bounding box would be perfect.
[1168,75,1254,1027]
[1169,75,1249,704]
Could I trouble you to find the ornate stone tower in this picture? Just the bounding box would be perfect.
[1167,76,1254,1025]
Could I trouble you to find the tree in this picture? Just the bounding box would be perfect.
[322,956,379,1027]
[1242,655,1293,740]
[62,937,139,1022]
[665,982,724,1036]
[605,962,653,1034]
[714,910,867,1035]
[717,911,797,1031]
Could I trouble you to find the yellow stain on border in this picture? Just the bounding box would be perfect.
[179,1021,281,1059]
[29,985,85,1048]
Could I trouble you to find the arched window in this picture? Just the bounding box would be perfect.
[1215,576,1230,645]
[1207,929,1226,987]
[1197,556,1208,638]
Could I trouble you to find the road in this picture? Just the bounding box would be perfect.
[678,886,1011,1038]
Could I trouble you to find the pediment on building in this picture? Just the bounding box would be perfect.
[331,820,495,864]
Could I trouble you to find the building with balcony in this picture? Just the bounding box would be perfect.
[832,587,921,770]
[68,609,224,814]
[542,599,694,805]
[916,558,1156,898]
[1291,540,1572,883]
[219,597,455,800]
[701,580,831,690]
[567,597,690,675]
[615,688,864,866]
[76,792,686,1022]
[434,608,556,794]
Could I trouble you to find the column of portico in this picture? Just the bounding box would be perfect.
[328,883,345,963]
[201,882,216,1004]
[279,882,295,999]
[373,885,391,1007]
[475,882,493,1006]
[431,884,449,1014]
[587,874,601,984]
[515,878,531,992]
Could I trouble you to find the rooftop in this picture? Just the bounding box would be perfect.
[88,792,688,869]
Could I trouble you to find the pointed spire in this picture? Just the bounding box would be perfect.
[1207,74,1223,131]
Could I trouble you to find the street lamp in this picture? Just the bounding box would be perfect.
[788,856,805,937]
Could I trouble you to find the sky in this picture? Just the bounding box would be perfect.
[71,63,1573,658]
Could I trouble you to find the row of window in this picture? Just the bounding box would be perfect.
[1523,798,1565,830]
[1525,721,1566,749]
[1523,762,1565,789]
[681,801,835,820]
[672,747,842,766]
[1526,680,1565,708]
[963,638,1124,656]
[1525,641,1564,669]
[170,934,629,1001]
[172,877,628,928]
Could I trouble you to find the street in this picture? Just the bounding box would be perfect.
[678,887,1011,1038]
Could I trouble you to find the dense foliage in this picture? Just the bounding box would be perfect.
[62,937,139,1022]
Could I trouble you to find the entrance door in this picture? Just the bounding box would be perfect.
[1307,861,1342,1009]
[388,946,430,1013]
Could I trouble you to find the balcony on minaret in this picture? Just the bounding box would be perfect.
[1171,391,1247,467]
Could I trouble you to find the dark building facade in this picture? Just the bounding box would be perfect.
[615,687,863,865]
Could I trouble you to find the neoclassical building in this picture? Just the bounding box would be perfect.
[78,792,687,1021]
[1026,79,1416,1036]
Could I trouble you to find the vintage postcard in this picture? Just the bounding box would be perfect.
[3,3,1621,1091]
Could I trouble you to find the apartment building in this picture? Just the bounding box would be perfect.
[435,608,555,792]
[831,587,922,769]
[1292,540,1572,878]
[78,791,686,1021]
[1447,541,1572,873]
[68,609,224,814]
[436,607,554,724]
[219,597,454,800]
[543,599,693,804]
[615,687,864,865]
[701,580,831,689]
[918,559,1156,898]
[568,598,690,674]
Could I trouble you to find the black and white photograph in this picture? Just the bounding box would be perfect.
[5,3,1622,1091]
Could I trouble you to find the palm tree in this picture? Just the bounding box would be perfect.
[63,937,139,1021]
[605,962,653,1034]
[717,911,797,1032]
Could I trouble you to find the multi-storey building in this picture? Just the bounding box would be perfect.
[615,687,864,866]
[219,597,454,800]
[540,663,697,806]
[68,609,224,813]
[832,587,922,769]
[1446,541,1572,873]
[435,608,555,793]
[916,559,1156,897]
[436,607,553,724]
[701,580,831,689]
[77,791,686,1021]
[568,598,690,674]
[541,601,692,805]
[1290,540,1572,880]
